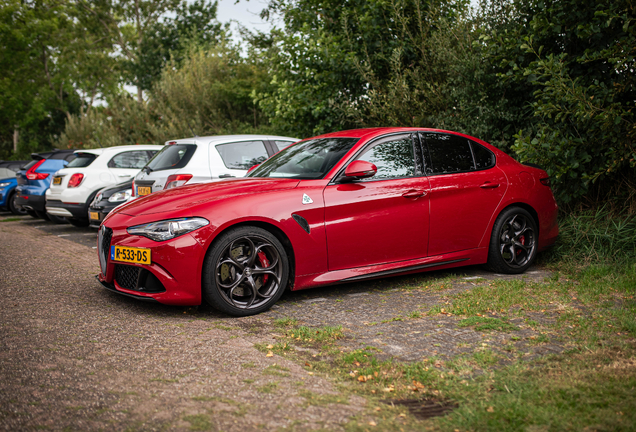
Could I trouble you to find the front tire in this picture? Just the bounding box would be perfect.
[487,207,538,274]
[203,226,289,316]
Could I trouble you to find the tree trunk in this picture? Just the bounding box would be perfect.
[137,86,143,103]
[13,128,18,153]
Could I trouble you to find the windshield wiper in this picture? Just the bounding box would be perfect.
[143,166,153,174]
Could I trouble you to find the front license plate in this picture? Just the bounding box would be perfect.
[110,246,151,265]
[53,176,62,185]
[89,211,100,221]
[137,186,151,196]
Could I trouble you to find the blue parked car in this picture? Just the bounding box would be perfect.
[15,150,76,222]
[0,160,30,215]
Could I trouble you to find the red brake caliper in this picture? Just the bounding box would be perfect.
[258,251,269,284]
[517,235,525,255]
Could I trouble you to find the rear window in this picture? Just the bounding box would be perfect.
[216,141,269,170]
[108,150,157,169]
[145,144,196,172]
[422,133,474,175]
[274,140,295,152]
[67,153,98,168]
[23,160,39,170]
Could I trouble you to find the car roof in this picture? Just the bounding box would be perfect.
[165,135,299,145]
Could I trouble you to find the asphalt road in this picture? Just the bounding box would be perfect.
[1,209,98,248]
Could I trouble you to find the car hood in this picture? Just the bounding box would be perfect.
[117,178,301,216]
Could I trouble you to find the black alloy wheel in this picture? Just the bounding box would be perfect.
[487,207,538,274]
[8,192,27,215]
[203,226,288,316]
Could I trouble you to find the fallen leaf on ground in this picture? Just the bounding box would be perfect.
[266,351,273,357]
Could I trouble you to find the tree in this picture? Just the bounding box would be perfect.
[0,0,116,158]
[482,0,636,203]
[77,0,226,102]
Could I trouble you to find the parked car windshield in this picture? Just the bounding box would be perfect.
[247,138,359,180]
[145,144,196,172]
[66,153,98,168]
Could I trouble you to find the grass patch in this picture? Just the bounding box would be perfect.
[457,316,519,332]
[183,414,212,431]
[299,390,349,406]
[0,217,21,222]
[274,317,298,328]
[285,325,343,343]
[256,382,278,394]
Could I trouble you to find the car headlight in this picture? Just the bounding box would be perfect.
[0,182,10,187]
[127,217,209,242]
[108,189,132,203]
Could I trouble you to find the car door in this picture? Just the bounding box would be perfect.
[323,133,431,271]
[212,140,270,179]
[419,132,507,256]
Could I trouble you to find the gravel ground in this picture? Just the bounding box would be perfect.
[0,211,568,431]
[0,217,365,431]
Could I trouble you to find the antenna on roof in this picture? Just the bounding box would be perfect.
[188,122,199,138]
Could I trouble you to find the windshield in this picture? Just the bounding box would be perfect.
[145,144,196,172]
[247,138,358,180]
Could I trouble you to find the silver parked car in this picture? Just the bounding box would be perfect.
[133,135,298,197]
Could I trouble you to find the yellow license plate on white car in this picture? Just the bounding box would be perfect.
[110,246,151,265]
[137,186,151,196]
[89,211,99,220]
[53,176,62,185]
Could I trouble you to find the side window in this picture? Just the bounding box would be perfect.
[471,141,495,170]
[216,141,269,170]
[356,136,415,180]
[422,133,474,175]
[274,140,295,152]
[108,151,154,169]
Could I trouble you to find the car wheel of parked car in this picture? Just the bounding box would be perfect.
[34,210,50,221]
[8,192,27,215]
[203,226,289,316]
[47,214,68,224]
[68,217,90,227]
[26,210,38,218]
[487,207,538,274]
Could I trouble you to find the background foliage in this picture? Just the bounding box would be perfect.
[1,0,634,208]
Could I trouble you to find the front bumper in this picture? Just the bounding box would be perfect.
[97,213,209,306]
[46,199,86,219]
[15,193,45,212]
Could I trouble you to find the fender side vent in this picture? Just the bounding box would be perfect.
[292,214,310,234]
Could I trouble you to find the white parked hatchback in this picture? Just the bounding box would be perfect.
[132,135,298,198]
[46,145,162,226]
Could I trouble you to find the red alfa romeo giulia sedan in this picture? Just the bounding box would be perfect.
[97,128,558,316]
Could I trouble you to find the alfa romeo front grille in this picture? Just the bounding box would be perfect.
[115,265,141,290]
[98,226,112,275]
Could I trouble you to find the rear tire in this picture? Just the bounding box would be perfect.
[68,218,90,227]
[202,226,289,316]
[34,210,50,221]
[8,192,27,215]
[487,207,538,274]
[47,214,68,224]
[26,210,38,218]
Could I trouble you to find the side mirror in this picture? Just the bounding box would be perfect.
[344,160,377,180]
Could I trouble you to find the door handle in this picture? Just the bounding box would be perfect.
[219,174,235,178]
[480,182,500,189]
[402,190,427,198]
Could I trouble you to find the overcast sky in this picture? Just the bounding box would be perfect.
[215,0,274,37]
